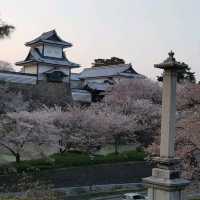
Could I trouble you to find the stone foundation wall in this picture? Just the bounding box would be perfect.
[0,162,152,190]
[1,81,72,108]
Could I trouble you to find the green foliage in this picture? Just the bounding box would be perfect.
[92,57,125,67]
[0,19,15,39]
[0,150,145,174]
[157,65,196,83]
[93,150,145,164]
[190,199,200,200]
[51,152,92,168]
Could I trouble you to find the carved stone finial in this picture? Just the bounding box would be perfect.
[168,51,175,58]
[154,50,187,70]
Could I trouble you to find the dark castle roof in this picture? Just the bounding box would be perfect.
[25,30,72,48]
[79,64,142,79]
[16,48,79,68]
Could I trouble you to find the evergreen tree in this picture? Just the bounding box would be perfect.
[157,65,196,83]
[0,19,14,39]
[92,57,125,67]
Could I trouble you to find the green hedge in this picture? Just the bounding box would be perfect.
[0,150,145,174]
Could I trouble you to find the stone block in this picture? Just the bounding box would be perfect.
[152,168,180,179]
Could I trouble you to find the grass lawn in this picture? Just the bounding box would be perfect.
[0,150,145,174]
[0,154,15,164]
[190,199,200,200]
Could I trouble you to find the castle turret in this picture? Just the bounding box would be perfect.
[16,30,79,83]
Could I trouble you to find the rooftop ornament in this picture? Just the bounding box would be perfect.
[154,50,188,70]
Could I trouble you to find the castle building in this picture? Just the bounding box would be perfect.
[0,30,145,104]
[71,64,145,102]
[16,30,79,83]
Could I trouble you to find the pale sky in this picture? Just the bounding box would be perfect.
[0,0,200,81]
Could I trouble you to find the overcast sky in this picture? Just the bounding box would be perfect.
[0,0,200,80]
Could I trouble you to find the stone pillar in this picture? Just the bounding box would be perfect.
[160,69,177,158]
[143,51,190,200]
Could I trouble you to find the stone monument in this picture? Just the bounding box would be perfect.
[143,51,190,200]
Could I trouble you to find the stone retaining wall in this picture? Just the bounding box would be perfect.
[1,81,72,107]
[0,162,152,190]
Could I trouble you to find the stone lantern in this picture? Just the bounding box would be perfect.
[143,51,190,200]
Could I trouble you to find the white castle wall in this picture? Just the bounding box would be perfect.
[24,64,37,74]
[44,44,62,58]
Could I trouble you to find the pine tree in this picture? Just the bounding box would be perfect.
[92,57,125,67]
[157,65,196,83]
[0,19,14,39]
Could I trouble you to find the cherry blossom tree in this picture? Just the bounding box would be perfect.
[0,113,33,163]
[106,80,200,182]
[102,79,162,148]
[0,61,14,71]
[0,85,30,114]
[104,79,162,113]
[176,105,200,179]
[0,110,58,163]
[101,111,137,154]
[177,83,200,110]
[53,106,106,154]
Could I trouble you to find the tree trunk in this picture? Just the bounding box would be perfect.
[16,153,20,163]
[114,138,119,155]
[59,140,64,153]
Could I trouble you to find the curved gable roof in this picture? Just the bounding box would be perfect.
[16,48,79,68]
[79,64,138,79]
[25,30,72,48]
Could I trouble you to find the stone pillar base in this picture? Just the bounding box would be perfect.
[143,173,190,200]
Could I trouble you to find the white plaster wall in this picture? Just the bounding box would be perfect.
[84,78,107,84]
[44,44,63,58]
[82,76,137,85]
[83,76,136,85]
[38,64,52,80]
[24,64,37,74]
[113,76,135,83]
[38,64,52,74]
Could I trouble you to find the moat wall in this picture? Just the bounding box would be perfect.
[0,162,152,190]
[0,81,72,108]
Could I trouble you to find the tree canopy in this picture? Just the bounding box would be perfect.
[157,65,196,83]
[92,57,125,67]
[0,19,15,39]
[0,60,14,71]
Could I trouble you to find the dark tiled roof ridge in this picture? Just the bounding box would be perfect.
[84,63,131,71]
[16,47,80,68]
[25,30,72,47]
[79,63,139,78]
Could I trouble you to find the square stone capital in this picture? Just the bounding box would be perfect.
[153,157,181,170]
[152,168,180,179]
